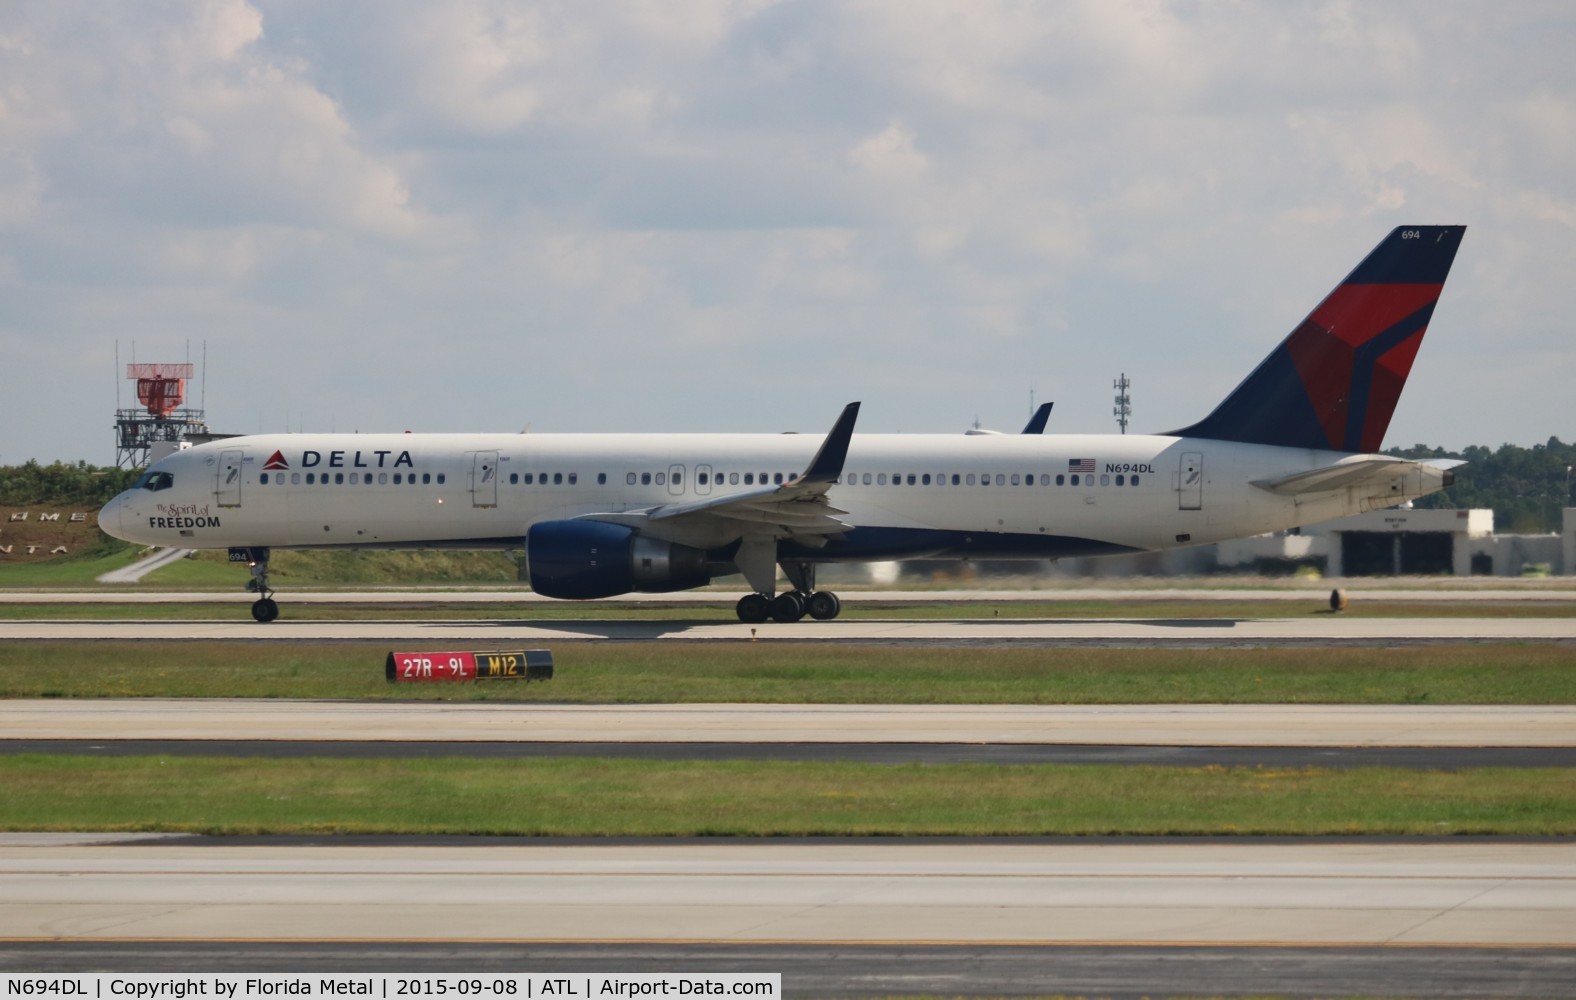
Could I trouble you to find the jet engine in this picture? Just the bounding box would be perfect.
[525,520,712,600]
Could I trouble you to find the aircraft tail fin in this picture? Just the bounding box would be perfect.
[1167,226,1465,453]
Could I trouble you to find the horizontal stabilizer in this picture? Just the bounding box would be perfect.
[1252,457,1462,497]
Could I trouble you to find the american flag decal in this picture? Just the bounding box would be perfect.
[1067,458,1095,474]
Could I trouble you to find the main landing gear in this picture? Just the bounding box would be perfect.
[735,589,842,623]
[733,561,841,623]
[238,547,279,623]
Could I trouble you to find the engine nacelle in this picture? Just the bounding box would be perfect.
[525,520,712,600]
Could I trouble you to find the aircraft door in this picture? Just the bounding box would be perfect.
[1177,452,1203,510]
[216,449,244,508]
[668,464,685,496]
[696,464,713,496]
[471,451,499,508]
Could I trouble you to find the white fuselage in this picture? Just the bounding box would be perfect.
[100,430,1434,561]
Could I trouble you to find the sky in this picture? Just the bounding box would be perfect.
[2,0,1573,465]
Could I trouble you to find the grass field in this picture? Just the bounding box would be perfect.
[2,755,1570,836]
[2,641,1572,703]
[5,592,1571,839]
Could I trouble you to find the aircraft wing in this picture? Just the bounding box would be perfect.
[585,402,861,542]
[1252,457,1463,497]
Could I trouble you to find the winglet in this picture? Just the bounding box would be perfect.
[799,402,860,484]
[1021,402,1053,435]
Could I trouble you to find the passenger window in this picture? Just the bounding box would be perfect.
[698,472,708,486]
[1056,474,1064,486]
[774,473,783,485]
[379,473,388,485]
[655,473,664,486]
[672,472,682,485]
[291,473,301,485]
[438,473,446,484]
[1132,474,1141,486]
[966,474,976,485]
[1071,474,1080,486]
[1011,473,1021,486]
[922,474,931,485]
[862,473,872,485]
[730,473,739,485]
[641,472,651,485]
[906,474,916,485]
[1115,474,1124,486]
[308,473,317,485]
[995,474,1005,486]
[1041,474,1050,486]
[877,473,887,485]
[1100,474,1109,486]
[744,473,754,485]
[951,474,961,485]
[568,473,578,485]
[553,473,563,485]
[598,473,607,485]
[260,473,269,485]
[334,473,343,485]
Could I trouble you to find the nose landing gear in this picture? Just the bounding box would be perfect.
[233,547,279,623]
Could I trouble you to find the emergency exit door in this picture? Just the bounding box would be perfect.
[1177,452,1203,510]
[471,451,499,508]
[216,449,243,508]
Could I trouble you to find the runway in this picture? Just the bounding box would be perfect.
[6,614,1576,644]
[6,699,1574,747]
[4,835,1570,945]
[9,738,1572,768]
[3,836,1573,995]
[12,586,1576,603]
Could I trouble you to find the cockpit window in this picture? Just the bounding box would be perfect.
[134,471,175,492]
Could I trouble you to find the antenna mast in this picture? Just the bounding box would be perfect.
[1113,373,1131,435]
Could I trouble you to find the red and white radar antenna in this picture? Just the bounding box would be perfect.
[114,359,209,469]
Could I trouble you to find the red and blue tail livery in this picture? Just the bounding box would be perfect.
[1171,226,1465,453]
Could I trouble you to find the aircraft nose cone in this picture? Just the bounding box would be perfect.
[100,494,127,541]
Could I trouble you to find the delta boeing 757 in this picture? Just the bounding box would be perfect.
[100,226,1467,623]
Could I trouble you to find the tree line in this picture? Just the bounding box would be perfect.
[0,461,137,507]
[1387,437,1575,533]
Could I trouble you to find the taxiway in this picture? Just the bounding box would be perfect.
[5,614,1576,644]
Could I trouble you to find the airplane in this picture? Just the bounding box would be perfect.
[100,225,1467,624]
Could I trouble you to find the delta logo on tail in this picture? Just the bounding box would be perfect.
[263,451,290,471]
[1170,226,1465,453]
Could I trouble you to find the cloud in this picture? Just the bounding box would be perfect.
[2,0,1575,461]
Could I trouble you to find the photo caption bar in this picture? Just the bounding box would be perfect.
[2,976,780,1000]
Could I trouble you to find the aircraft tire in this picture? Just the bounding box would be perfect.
[769,591,807,623]
[807,590,841,620]
[251,598,280,623]
[736,593,770,623]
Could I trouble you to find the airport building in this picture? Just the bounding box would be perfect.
[1204,507,1572,577]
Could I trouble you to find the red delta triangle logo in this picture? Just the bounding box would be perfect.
[263,451,290,471]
